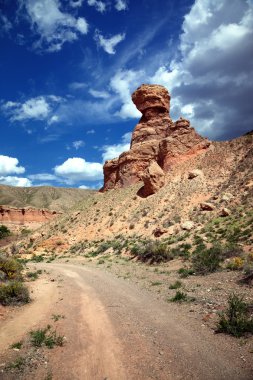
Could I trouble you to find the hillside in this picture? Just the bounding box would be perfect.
[22,133,252,252]
[0,185,94,212]
[20,86,252,252]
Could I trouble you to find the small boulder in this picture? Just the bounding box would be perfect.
[221,193,233,202]
[188,169,203,179]
[153,228,167,237]
[219,208,231,217]
[181,221,194,231]
[141,161,165,197]
[200,202,215,211]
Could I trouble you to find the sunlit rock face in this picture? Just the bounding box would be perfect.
[101,84,210,194]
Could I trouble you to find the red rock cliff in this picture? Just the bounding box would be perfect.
[102,84,210,192]
[0,205,61,225]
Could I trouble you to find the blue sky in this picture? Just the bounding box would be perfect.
[0,0,252,189]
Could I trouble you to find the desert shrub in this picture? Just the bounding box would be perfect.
[191,245,222,275]
[178,267,194,278]
[0,225,11,239]
[217,294,253,337]
[0,255,23,280]
[30,325,64,348]
[0,281,30,305]
[170,243,191,259]
[20,228,32,236]
[130,240,172,264]
[220,243,243,259]
[26,270,41,280]
[169,291,188,302]
[31,254,45,262]
[226,257,244,271]
[169,280,182,289]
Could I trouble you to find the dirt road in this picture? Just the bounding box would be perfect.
[1,263,252,379]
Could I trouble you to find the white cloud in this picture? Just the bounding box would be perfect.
[0,176,32,187]
[2,95,63,124]
[149,0,253,139]
[0,155,25,176]
[102,142,130,161]
[101,131,131,161]
[110,69,143,118]
[72,140,85,150]
[79,184,89,189]
[69,82,87,90]
[87,0,106,13]
[95,30,125,54]
[115,0,127,11]
[121,131,132,143]
[28,173,59,181]
[70,0,84,7]
[22,0,88,52]
[54,157,103,183]
[48,115,59,125]
[0,11,12,33]
[87,129,95,134]
[89,89,110,99]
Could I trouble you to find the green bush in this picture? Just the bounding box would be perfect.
[0,255,23,280]
[169,280,182,289]
[0,225,11,239]
[170,291,189,303]
[0,281,30,305]
[30,325,64,348]
[178,267,194,278]
[130,240,172,264]
[31,254,45,262]
[217,294,253,337]
[192,245,222,275]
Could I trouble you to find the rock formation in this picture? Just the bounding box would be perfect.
[0,205,61,225]
[102,84,211,194]
[141,161,165,197]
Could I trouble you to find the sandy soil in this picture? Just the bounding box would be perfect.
[0,262,252,379]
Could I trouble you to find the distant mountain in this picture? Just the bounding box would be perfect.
[0,185,94,212]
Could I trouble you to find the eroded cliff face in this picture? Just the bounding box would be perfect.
[0,206,61,226]
[102,84,210,193]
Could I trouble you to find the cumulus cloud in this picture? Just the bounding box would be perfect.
[95,30,125,54]
[0,176,32,187]
[21,0,88,52]
[89,89,110,99]
[149,0,253,139]
[106,0,253,139]
[101,132,131,161]
[0,155,31,187]
[0,155,25,176]
[115,0,127,11]
[110,69,143,118]
[87,0,106,13]
[54,157,103,183]
[2,95,63,124]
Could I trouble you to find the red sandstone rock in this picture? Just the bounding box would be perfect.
[101,84,211,193]
[200,202,215,211]
[141,161,165,197]
[0,205,61,225]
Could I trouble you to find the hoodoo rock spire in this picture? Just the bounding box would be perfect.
[101,84,210,195]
